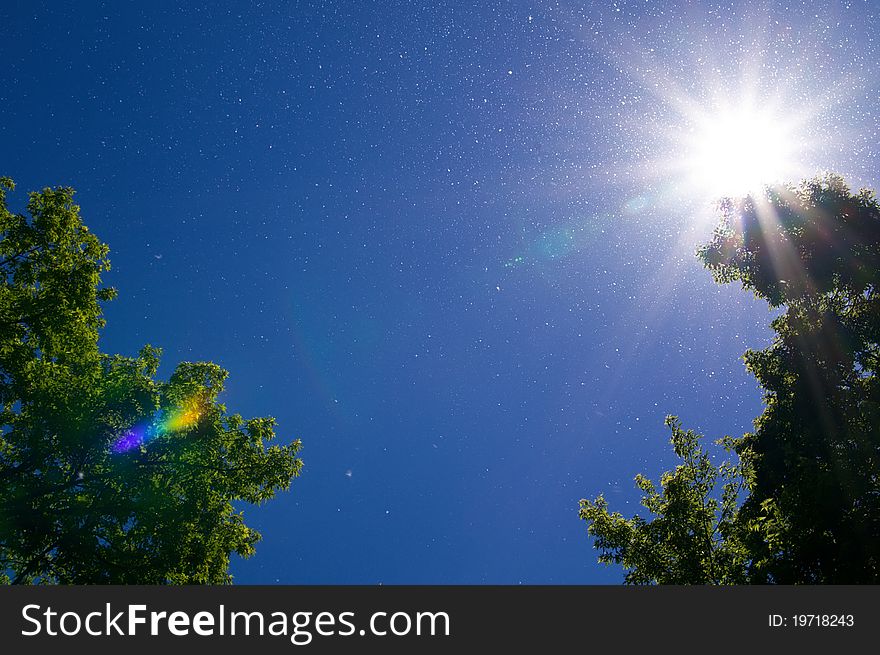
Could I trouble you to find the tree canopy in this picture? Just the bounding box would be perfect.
[579,417,750,584]
[0,178,302,584]
[581,174,880,583]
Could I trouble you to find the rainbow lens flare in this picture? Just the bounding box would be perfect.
[111,424,148,454]
[111,395,205,454]
[159,397,203,433]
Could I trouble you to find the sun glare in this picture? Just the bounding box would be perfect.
[686,104,796,198]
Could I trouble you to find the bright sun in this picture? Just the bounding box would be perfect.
[685,104,796,198]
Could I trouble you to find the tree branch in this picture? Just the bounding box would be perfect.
[0,244,40,270]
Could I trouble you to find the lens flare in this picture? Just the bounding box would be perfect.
[158,397,204,433]
[111,395,205,454]
[110,425,148,454]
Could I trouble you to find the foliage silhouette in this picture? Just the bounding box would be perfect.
[581,174,880,583]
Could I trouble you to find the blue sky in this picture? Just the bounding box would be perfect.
[1,0,877,583]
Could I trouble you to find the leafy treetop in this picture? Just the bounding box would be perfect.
[582,174,880,583]
[1,179,302,584]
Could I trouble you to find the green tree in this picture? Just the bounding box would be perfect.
[0,178,302,584]
[579,417,750,584]
[699,174,880,583]
[581,174,880,583]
